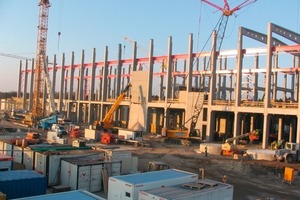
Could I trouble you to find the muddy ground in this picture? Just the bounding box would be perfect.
[132,138,300,200]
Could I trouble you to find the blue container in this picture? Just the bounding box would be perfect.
[13,190,106,200]
[0,170,47,199]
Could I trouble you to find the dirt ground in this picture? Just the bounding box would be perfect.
[132,137,300,200]
[1,119,300,200]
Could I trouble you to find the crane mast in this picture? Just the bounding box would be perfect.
[32,0,51,118]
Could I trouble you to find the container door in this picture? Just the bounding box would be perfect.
[34,152,47,175]
[77,165,91,191]
[13,146,23,163]
[89,164,102,192]
[23,148,34,170]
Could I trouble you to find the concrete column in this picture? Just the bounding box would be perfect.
[116,44,122,95]
[67,51,75,119]
[100,46,109,120]
[262,23,273,149]
[78,50,85,101]
[250,115,255,132]
[146,39,154,102]
[233,112,242,144]
[87,48,96,124]
[132,41,137,71]
[17,61,22,98]
[187,33,193,92]
[235,27,243,107]
[253,54,259,100]
[52,55,57,100]
[69,52,75,100]
[221,57,227,100]
[22,60,28,110]
[59,53,65,112]
[29,59,34,110]
[194,58,199,88]
[216,58,222,100]
[272,54,278,101]
[165,36,173,101]
[164,36,173,128]
[278,117,283,141]
[209,31,217,104]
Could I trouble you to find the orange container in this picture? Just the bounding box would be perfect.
[283,167,294,184]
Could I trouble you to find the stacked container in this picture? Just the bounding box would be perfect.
[108,169,198,200]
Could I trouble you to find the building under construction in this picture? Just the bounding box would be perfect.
[5,23,300,149]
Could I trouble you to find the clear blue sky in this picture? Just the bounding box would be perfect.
[0,0,299,92]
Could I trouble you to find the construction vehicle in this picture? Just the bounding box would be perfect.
[94,83,132,130]
[221,132,250,156]
[148,161,170,171]
[275,142,300,163]
[164,92,206,146]
[39,115,58,130]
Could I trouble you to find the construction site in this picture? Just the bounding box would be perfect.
[1,0,300,200]
[3,21,299,149]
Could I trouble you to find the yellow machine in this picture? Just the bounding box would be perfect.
[221,133,250,156]
[94,83,132,130]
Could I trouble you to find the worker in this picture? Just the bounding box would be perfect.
[222,175,227,183]
[205,146,208,156]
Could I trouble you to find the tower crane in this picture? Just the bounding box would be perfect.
[32,0,56,119]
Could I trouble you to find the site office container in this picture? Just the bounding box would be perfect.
[34,150,104,186]
[0,153,13,171]
[139,179,234,200]
[108,169,198,200]
[0,170,47,199]
[11,190,106,200]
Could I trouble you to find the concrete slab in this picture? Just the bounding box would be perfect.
[246,149,276,161]
[197,143,222,155]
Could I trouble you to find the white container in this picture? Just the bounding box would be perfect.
[13,145,23,163]
[23,147,35,169]
[108,169,198,200]
[139,179,234,200]
[35,150,103,186]
[60,157,103,192]
[0,153,13,171]
[84,128,101,141]
[118,129,143,141]
[104,149,138,174]
[4,142,13,156]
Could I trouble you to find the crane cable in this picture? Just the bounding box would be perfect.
[57,0,64,52]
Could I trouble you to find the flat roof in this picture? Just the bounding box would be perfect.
[110,169,197,185]
[141,179,233,199]
[14,190,105,200]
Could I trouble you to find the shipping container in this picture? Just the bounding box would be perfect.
[0,170,47,199]
[23,147,35,170]
[13,190,106,200]
[3,142,13,157]
[108,169,198,200]
[60,157,104,192]
[139,179,234,200]
[104,149,138,174]
[34,150,104,186]
[0,153,13,171]
[13,145,23,163]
